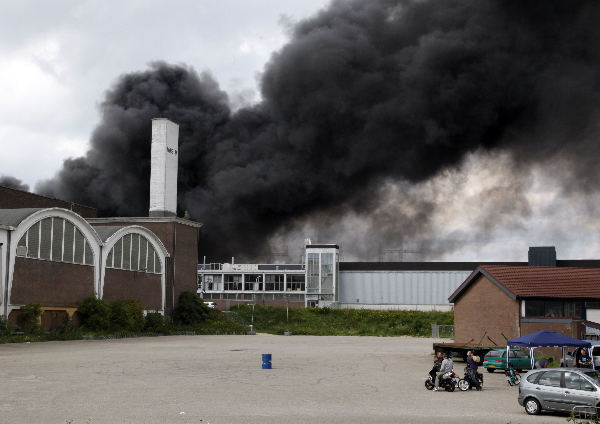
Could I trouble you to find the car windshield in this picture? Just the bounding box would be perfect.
[584,370,600,383]
[486,351,500,357]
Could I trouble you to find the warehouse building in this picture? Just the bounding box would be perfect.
[198,251,477,310]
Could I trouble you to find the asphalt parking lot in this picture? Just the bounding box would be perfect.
[0,335,569,424]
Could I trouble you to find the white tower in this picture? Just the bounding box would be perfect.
[149,118,179,217]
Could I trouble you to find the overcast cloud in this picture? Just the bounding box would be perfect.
[0,0,328,188]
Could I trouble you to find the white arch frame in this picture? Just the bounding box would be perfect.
[100,225,169,312]
[7,208,103,310]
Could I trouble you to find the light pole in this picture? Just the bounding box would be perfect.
[284,294,291,336]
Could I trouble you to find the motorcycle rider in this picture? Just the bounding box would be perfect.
[430,351,443,379]
[434,353,453,391]
[466,351,482,391]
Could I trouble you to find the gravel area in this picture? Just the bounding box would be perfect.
[0,335,569,423]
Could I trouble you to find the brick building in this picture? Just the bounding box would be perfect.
[0,208,170,327]
[449,265,600,345]
[0,185,97,218]
[89,217,202,314]
[0,119,203,326]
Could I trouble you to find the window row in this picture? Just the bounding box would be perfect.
[525,299,585,318]
[106,233,162,274]
[203,292,305,301]
[17,217,93,266]
[200,274,306,291]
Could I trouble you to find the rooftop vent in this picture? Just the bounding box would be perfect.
[528,246,556,267]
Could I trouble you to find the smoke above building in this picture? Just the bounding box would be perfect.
[37,0,600,261]
[1,176,30,192]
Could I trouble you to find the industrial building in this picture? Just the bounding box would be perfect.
[198,246,600,311]
[0,119,201,327]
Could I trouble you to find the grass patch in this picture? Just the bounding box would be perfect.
[230,305,453,336]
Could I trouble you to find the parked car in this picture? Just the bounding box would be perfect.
[483,349,536,372]
[518,368,600,415]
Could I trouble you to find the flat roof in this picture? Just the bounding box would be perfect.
[340,260,600,272]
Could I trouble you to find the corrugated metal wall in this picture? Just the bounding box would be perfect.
[339,270,471,305]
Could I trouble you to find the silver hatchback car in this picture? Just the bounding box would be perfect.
[518,368,600,415]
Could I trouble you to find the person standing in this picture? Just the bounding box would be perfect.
[434,353,453,391]
[466,351,482,391]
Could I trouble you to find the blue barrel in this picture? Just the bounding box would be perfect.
[262,353,272,369]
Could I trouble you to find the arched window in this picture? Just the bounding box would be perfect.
[16,217,94,266]
[106,233,162,274]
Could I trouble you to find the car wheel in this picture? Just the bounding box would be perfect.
[487,368,495,373]
[524,398,541,415]
[457,379,470,391]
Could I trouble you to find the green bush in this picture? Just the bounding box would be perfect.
[0,316,14,336]
[144,312,166,333]
[173,292,210,326]
[18,303,42,332]
[110,300,144,332]
[78,296,111,332]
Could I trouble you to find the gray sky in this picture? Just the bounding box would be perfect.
[0,0,329,189]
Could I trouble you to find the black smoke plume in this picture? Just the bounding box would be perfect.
[1,176,30,192]
[38,0,600,261]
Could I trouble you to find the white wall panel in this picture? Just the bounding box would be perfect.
[339,270,471,305]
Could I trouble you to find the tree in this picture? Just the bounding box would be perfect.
[110,300,144,332]
[18,304,42,332]
[173,292,210,326]
[78,296,111,332]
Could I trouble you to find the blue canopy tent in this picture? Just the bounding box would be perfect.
[507,330,592,369]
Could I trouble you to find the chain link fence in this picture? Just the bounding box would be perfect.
[431,323,454,338]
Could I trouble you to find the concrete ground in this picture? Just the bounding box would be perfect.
[0,335,569,424]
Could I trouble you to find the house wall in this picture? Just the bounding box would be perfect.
[520,319,584,340]
[102,268,162,310]
[10,257,95,306]
[454,275,520,345]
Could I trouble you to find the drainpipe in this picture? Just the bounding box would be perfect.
[98,244,103,299]
[172,222,177,313]
[4,232,11,317]
[0,242,3,317]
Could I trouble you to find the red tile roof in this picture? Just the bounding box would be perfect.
[481,265,600,298]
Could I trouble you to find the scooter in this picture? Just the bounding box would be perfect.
[458,367,484,391]
[505,363,521,386]
[425,369,459,392]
